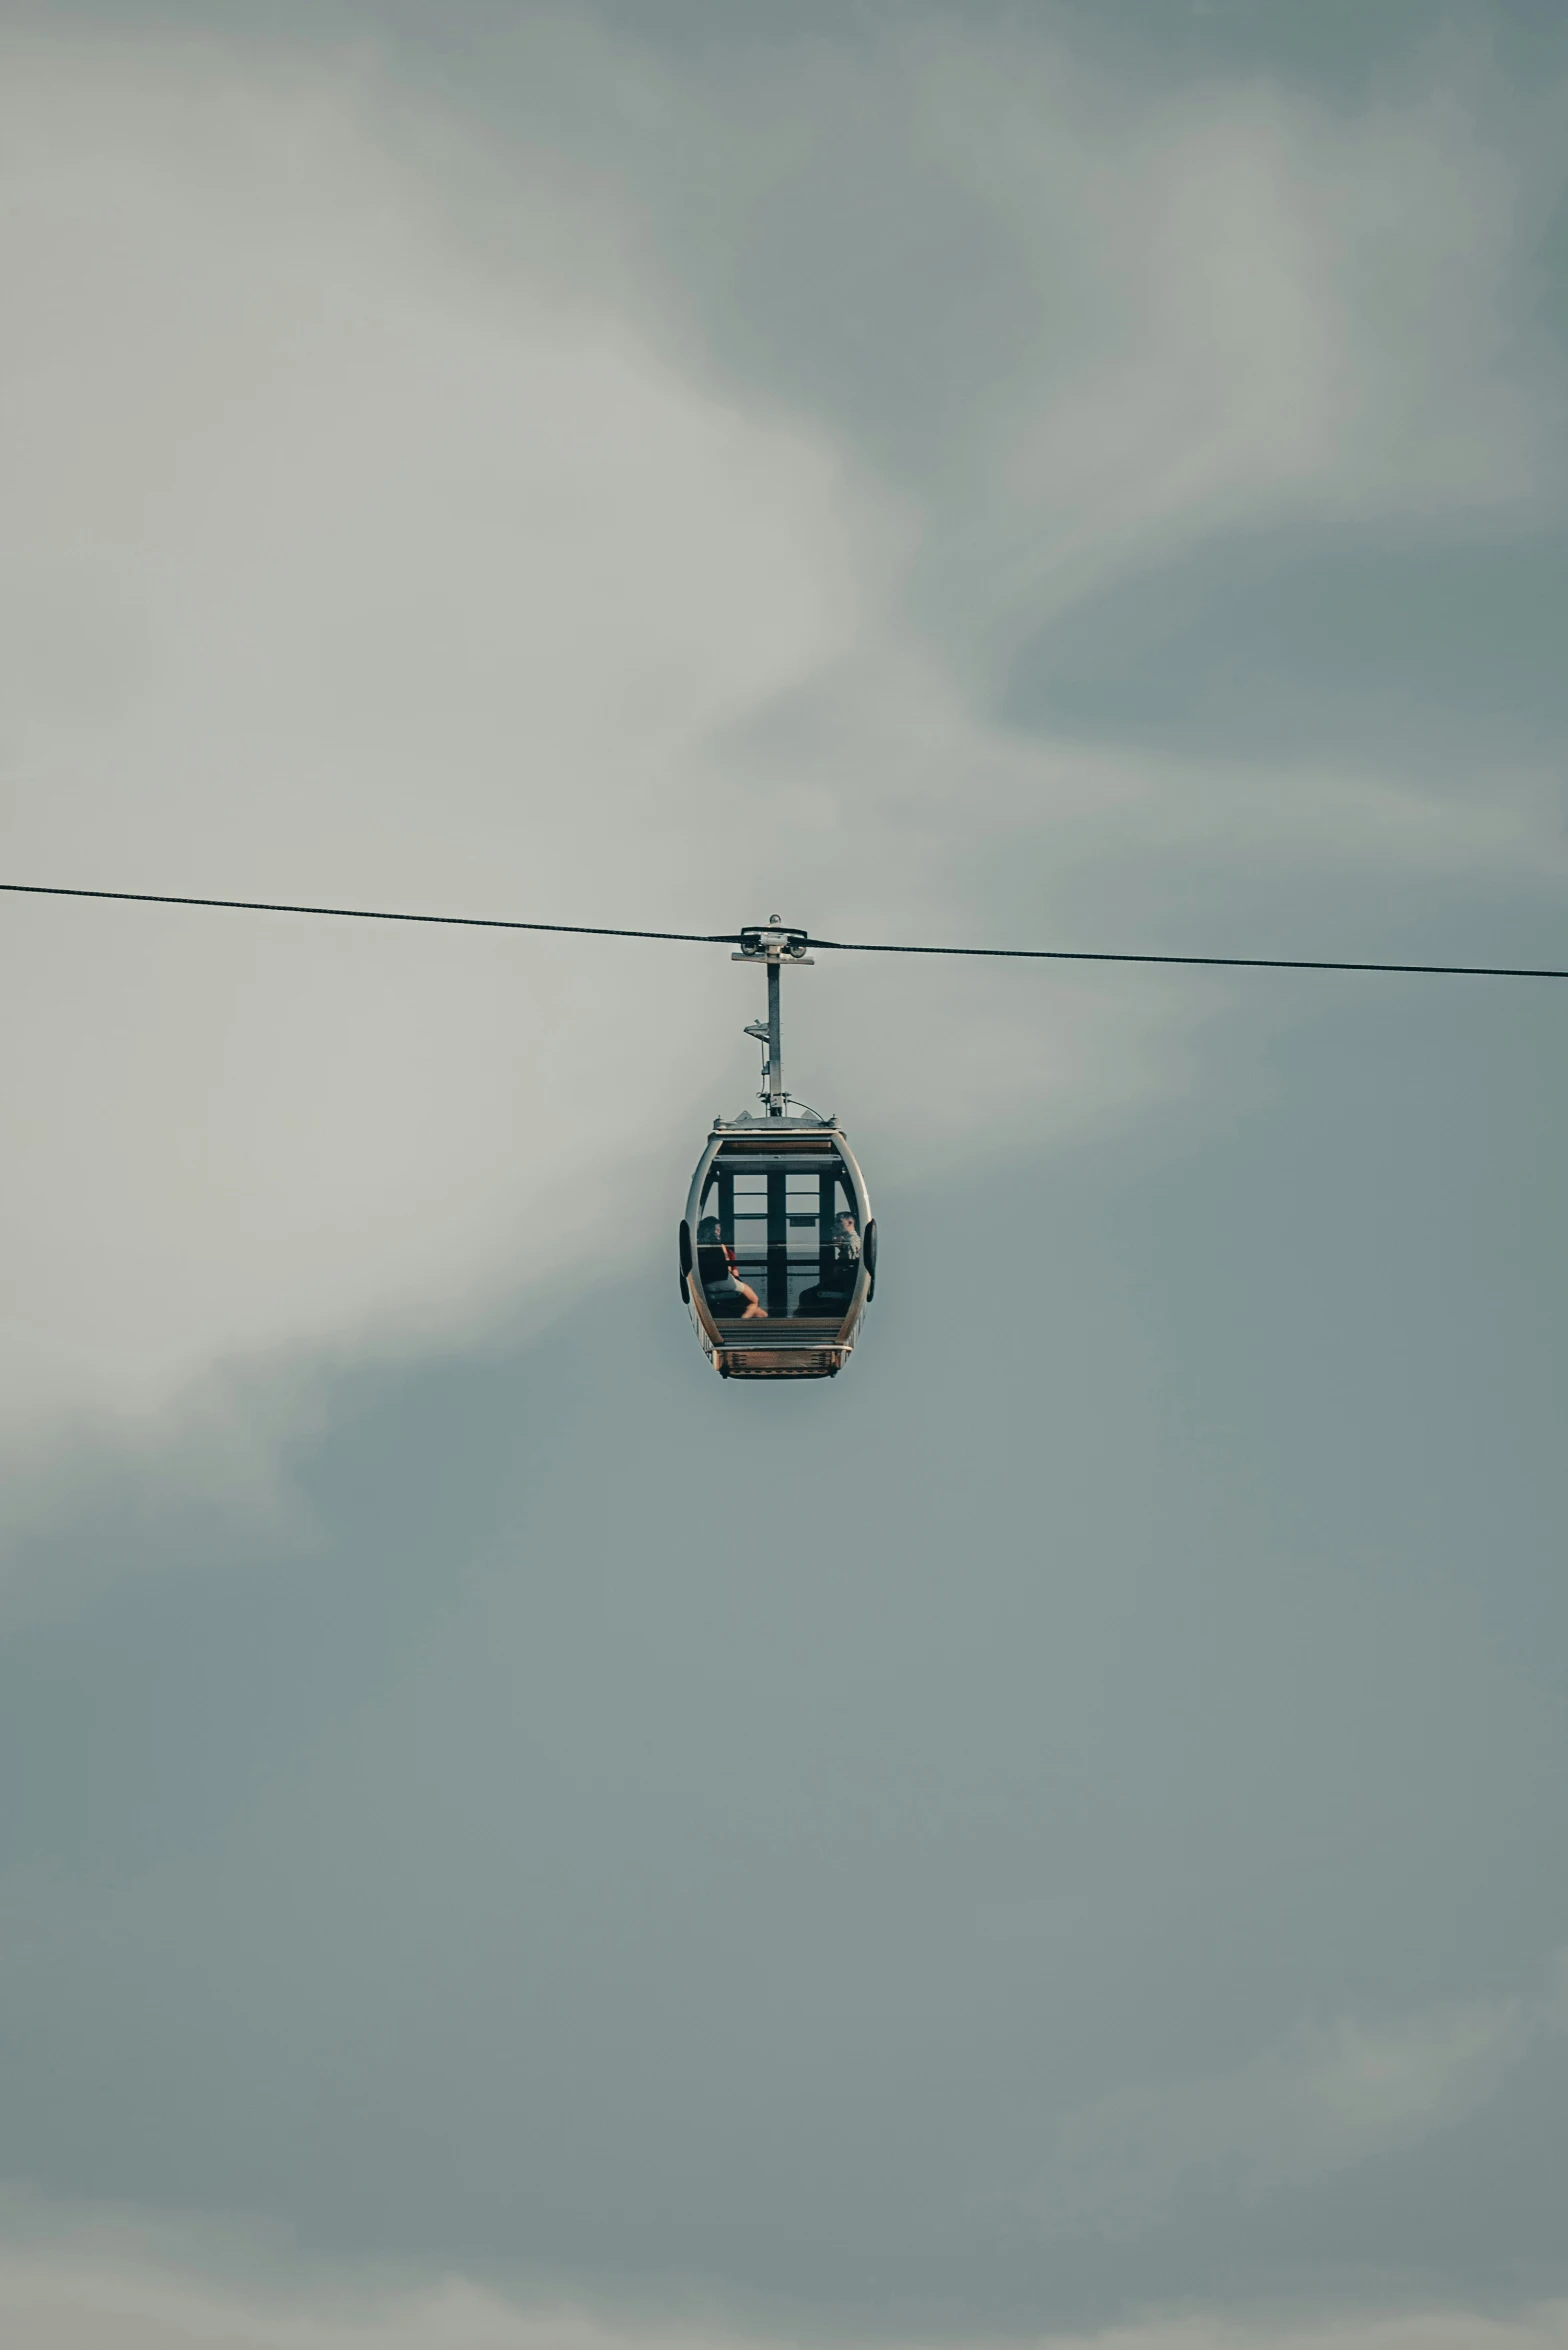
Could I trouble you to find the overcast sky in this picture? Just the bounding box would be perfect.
[2,3,1567,2346]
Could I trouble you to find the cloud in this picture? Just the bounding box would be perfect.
[2,27,1566,2350]
[1,2212,1568,2350]
[1037,1988,1542,2239]
[2,14,1565,1468]
[978,55,1567,590]
[0,28,1176,1455]
[548,9,1568,639]
[0,32,882,1445]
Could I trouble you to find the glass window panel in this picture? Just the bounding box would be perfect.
[697,1158,861,1320]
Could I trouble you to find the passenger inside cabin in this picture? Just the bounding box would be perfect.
[697,1215,767,1319]
[797,1207,861,1316]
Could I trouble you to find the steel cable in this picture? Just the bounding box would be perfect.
[3,880,1563,981]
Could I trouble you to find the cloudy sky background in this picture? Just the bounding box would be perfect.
[2,1,1567,2343]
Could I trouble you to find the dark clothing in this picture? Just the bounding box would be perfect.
[798,1219,859,1317]
[699,1239,748,1312]
[798,1260,857,1318]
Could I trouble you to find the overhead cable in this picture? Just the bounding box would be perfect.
[0,881,735,947]
[2,880,1563,982]
[805,932,1568,980]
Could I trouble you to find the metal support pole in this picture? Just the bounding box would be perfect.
[734,919,812,1116]
[766,951,783,1116]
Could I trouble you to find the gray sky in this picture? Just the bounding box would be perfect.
[2,4,1567,2346]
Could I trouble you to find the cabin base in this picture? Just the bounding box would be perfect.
[717,1347,846,1379]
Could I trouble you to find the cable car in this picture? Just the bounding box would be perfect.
[679,921,876,1379]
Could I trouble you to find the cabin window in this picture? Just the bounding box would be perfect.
[698,1158,861,1319]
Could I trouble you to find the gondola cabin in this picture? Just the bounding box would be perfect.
[679,918,876,1380]
[681,1115,875,1379]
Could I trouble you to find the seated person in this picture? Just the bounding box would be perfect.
[796,1208,861,1317]
[696,1215,767,1319]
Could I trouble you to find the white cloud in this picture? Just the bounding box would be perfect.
[0,35,887,1448]
[1,22,1563,1468]
[1077,2307,1568,2350]
[903,28,1568,642]
[0,33,1170,1458]
[1038,1990,1532,2238]
[0,2218,1565,2350]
